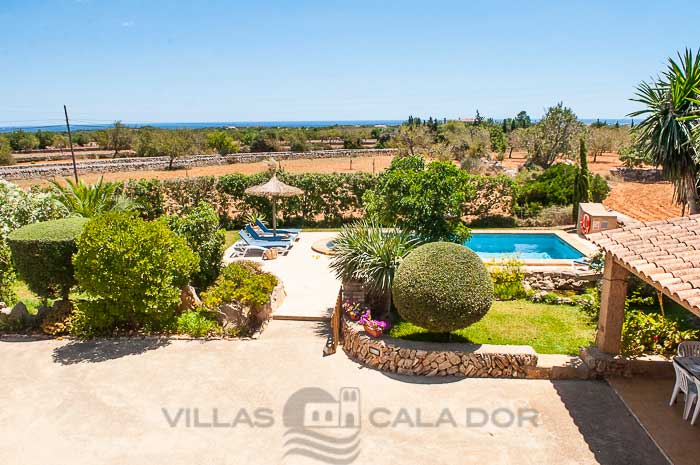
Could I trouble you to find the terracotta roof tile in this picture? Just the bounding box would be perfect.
[587,215,700,315]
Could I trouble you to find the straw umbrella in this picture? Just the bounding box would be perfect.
[244,174,304,236]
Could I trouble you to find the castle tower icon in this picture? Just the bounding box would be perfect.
[302,387,361,428]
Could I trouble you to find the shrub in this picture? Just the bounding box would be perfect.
[0,180,67,241]
[392,242,494,332]
[488,259,526,300]
[329,220,420,317]
[0,243,16,303]
[176,310,219,337]
[621,310,699,357]
[49,177,136,217]
[166,203,226,289]
[467,215,517,228]
[72,213,199,336]
[0,137,15,166]
[202,261,278,309]
[7,217,89,300]
[40,301,75,336]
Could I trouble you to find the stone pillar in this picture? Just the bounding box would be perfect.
[596,252,629,355]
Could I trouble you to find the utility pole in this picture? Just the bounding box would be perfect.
[63,105,79,183]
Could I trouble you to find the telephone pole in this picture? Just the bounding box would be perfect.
[63,105,79,183]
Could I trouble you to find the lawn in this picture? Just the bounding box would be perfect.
[389,300,595,355]
[224,230,240,249]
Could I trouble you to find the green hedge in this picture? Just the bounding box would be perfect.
[7,217,88,300]
[392,242,494,332]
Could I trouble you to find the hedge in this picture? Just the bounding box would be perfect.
[7,217,89,300]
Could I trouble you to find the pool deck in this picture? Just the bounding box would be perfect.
[224,232,340,320]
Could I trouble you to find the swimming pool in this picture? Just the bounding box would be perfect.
[463,233,585,260]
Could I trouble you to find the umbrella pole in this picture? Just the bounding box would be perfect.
[272,200,277,236]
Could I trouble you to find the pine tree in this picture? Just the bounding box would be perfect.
[572,138,590,223]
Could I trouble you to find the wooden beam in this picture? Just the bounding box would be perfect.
[596,252,629,355]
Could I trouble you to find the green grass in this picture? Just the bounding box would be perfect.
[224,230,240,249]
[10,281,45,315]
[389,300,595,355]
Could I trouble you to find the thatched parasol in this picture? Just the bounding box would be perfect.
[244,174,304,235]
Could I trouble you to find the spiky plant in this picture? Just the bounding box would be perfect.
[330,220,420,318]
[629,49,700,213]
[49,177,137,218]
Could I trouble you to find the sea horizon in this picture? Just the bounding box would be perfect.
[0,117,636,133]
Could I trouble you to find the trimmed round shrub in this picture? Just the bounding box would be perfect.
[7,217,88,300]
[392,242,494,332]
[72,212,199,336]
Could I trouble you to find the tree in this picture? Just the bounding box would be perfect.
[630,49,700,213]
[515,111,531,128]
[524,103,583,168]
[249,131,280,152]
[7,130,38,152]
[363,155,473,242]
[0,137,15,166]
[392,124,433,156]
[96,121,133,156]
[161,130,197,169]
[35,130,56,149]
[506,128,526,158]
[572,138,590,222]
[207,130,240,155]
[52,134,68,154]
[586,127,613,163]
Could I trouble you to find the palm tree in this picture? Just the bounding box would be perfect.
[49,177,137,218]
[330,220,420,319]
[630,49,700,213]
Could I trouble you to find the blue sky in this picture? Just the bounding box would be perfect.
[1,0,698,125]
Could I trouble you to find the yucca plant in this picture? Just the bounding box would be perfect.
[49,177,137,218]
[629,49,700,213]
[330,220,420,318]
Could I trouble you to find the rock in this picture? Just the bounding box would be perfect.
[179,285,202,313]
[9,302,29,322]
[0,301,6,310]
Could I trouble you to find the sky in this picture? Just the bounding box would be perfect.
[0,0,698,126]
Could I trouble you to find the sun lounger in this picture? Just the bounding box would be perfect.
[229,231,292,258]
[244,224,295,242]
[255,218,302,236]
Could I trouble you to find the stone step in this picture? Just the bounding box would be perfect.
[525,354,590,380]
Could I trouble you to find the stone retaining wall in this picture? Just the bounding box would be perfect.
[523,269,599,292]
[342,318,538,378]
[0,148,397,180]
[609,167,664,182]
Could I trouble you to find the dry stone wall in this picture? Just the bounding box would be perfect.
[0,149,397,180]
[342,318,538,378]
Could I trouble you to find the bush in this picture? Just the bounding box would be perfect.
[72,213,199,336]
[392,242,494,332]
[7,217,88,300]
[167,203,225,289]
[621,310,699,357]
[467,215,517,228]
[0,243,16,303]
[0,137,15,166]
[488,259,526,300]
[202,261,278,309]
[175,310,219,337]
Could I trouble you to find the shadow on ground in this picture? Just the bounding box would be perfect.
[52,338,171,365]
[553,380,669,465]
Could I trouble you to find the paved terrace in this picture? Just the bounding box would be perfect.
[0,321,668,465]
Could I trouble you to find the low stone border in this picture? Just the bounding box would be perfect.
[609,167,664,182]
[342,317,538,378]
[579,346,673,379]
[0,148,397,180]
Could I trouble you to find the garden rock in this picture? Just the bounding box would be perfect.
[9,302,29,323]
[179,285,202,313]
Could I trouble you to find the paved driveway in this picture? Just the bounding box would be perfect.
[0,322,667,465]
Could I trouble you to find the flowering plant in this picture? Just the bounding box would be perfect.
[342,299,371,321]
[359,313,390,337]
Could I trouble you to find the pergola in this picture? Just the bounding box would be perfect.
[588,215,700,354]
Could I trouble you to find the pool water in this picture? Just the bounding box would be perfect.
[463,233,584,260]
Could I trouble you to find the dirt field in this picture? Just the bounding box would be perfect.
[603,181,681,221]
[501,150,621,175]
[13,155,396,187]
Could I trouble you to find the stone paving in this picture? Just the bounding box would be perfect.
[0,321,668,465]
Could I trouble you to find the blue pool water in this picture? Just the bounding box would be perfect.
[463,233,584,260]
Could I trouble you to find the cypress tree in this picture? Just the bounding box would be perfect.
[572,138,590,223]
